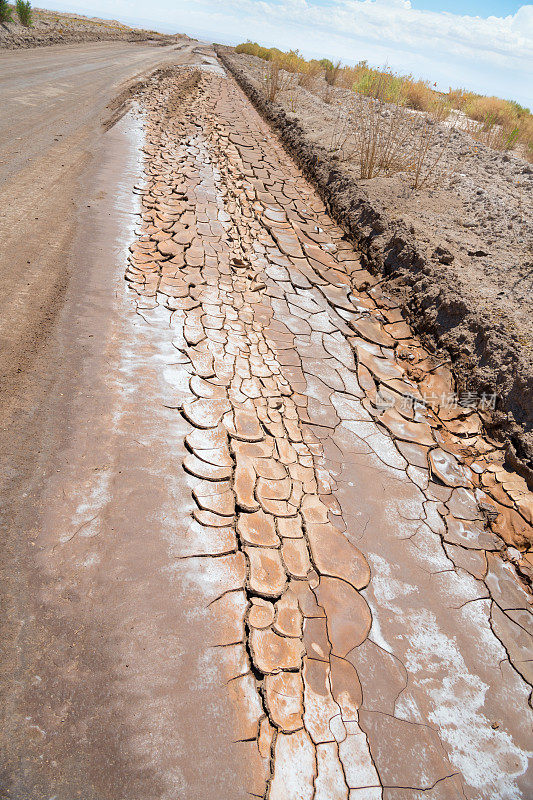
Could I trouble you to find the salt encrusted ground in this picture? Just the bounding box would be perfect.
[216,47,533,479]
[124,65,533,799]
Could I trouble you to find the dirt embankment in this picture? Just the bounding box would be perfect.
[0,7,186,49]
[216,45,533,483]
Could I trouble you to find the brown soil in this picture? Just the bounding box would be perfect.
[1,50,531,798]
[0,6,187,49]
[216,46,533,482]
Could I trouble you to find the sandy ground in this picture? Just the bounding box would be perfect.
[217,48,533,475]
[0,6,185,48]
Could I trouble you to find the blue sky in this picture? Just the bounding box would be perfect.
[48,1,533,107]
[412,0,521,12]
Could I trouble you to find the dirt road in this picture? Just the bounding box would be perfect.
[1,45,532,800]
[0,39,201,406]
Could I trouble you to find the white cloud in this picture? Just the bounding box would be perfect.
[197,0,533,102]
[213,0,533,66]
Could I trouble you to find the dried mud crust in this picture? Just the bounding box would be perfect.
[0,7,186,49]
[215,46,533,483]
[126,67,533,797]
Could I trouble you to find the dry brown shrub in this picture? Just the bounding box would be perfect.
[324,60,342,87]
[263,60,293,102]
[328,80,454,187]
[404,79,435,112]
[298,61,322,89]
[464,95,518,128]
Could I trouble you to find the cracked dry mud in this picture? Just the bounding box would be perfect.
[125,67,533,799]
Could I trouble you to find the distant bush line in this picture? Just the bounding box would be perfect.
[235,41,532,160]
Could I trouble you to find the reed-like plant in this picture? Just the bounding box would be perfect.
[16,0,32,26]
[0,0,13,24]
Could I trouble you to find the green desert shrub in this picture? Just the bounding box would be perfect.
[16,0,32,26]
[0,0,13,24]
[234,41,533,158]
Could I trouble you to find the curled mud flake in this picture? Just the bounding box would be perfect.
[329,655,363,722]
[193,508,232,527]
[192,481,235,517]
[249,626,305,674]
[248,597,276,629]
[355,348,405,387]
[350,317,396,348]
[277,514,305,539]
[256,476,292,503]
[190,444,233,468]
[186,423,228,452]
[183,452,233,481]
[301,494,331,525]
[234,455,260,512]
[182,397,231,428]
[446,486,482,521]
[254,457,288,480]
[314,577,372,658]
[189,374,228,399]
[378,406,435,447]
[488,501,533,549]
[306,522,371,590]
[282,537,312,578]
[442,413,483,438]
[302,657,342,744]
[396,439,430,469]
[273,587,303,638]
[428,448,471,489]
[244,546,287,598]
[269,729,316,800]
[264,670,304,732]
[238,509,280,547]
[226,407,265,442]
[157,238,185,258]
[226,672,264,741]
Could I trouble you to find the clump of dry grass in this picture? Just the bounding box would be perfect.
[408,99,454,189]
[349,78,414,179]
[298,60,323,89]
[404,79,436,112]
[328,78,453,187]
[447,89,532,159]
[324,59,342,87]
[262,60,294,102]
[235,41,533,161]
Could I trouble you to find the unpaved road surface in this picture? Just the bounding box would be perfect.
[1,46,532,800]
[0,39,199,405]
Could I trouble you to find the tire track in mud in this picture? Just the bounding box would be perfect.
[126,67,533,799]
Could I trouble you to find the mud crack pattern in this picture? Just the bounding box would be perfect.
[126,68,533,799]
